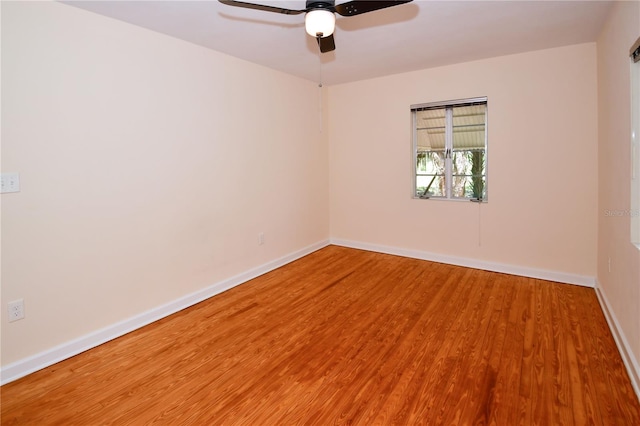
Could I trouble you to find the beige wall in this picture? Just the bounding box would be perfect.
[1,2,329,365]
[597,0,640,377]
[329,44,598,277]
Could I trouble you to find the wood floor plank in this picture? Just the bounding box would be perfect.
[459,274,515,425]
[570,286,640,425]
[388,267,482,425]
[2,246,639,425]
[549,281,575,426]
[365,262,466,425]
[489,275,530,426]
[430,270,506,425]
[556,281,602,425]
[518,278,537,425]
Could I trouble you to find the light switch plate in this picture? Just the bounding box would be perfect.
[1,173,20,193]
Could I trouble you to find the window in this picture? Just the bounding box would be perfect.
[631,38,640,247]
[412,98,487,201]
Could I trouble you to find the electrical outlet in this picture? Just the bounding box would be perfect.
[8,299,25,322]
[258,232,265,245]
[1,173,20,193]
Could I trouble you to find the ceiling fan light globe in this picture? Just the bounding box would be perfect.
[305,9,335,38]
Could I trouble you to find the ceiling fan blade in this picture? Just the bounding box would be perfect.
[316,33,336,53]
[218,0,306,15]
[334,0,412,17]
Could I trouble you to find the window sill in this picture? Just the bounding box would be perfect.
[412,196,487,203]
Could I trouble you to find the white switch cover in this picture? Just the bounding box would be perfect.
[1,173,20,193]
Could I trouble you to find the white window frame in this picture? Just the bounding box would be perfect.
[631,37,640,248]
[411,97,488,201]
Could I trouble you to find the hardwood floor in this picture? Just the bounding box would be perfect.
[2,246,639,425]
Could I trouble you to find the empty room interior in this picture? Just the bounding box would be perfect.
[2,0,640,424]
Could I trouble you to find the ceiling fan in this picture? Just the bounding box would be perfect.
[219,1,413,53]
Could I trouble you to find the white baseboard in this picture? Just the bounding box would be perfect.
[0,239,330,386]
[330,238,596,287]
[594,282,640,400]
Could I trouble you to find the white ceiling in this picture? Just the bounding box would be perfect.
[62,0,614,85]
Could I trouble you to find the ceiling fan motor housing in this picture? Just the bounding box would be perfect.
[306,1,335,11]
